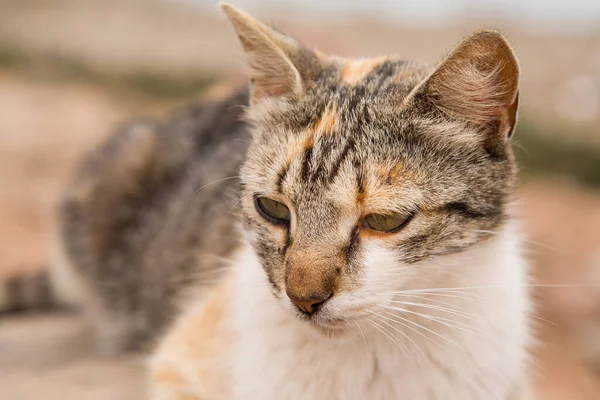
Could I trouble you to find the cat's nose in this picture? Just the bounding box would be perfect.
[288,291,332,315]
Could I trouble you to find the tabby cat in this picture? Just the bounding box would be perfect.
[9,3,535,399]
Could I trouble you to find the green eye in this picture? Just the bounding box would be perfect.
[363,212,412,233]
[255,196,291,224]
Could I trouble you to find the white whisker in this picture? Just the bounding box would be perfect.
[394,284,597,293]
[368,311,426,359]
[474,229,560,252]
[383,305,479,336]
[226,192,254,216]
[387,300,475,321]
[380,310,441,347]
[378,305,467,351]
[365,318,414,363]
[354,320,368,355]
[389,291,481,301]
[382,304,485,340]
[194,176,241,194]
[528,313,558,327]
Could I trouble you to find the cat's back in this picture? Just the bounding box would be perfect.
[54,85,251,351]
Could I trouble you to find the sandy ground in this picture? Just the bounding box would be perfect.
[0,314,145,400]
[0,72,599,398]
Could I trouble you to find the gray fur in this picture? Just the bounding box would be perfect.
[59,89,250,350]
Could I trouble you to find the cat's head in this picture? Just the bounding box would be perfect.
[222,4,519,334]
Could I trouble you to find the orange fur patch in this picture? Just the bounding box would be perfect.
[152,368,188,386]
[375,163,405,184]
[303,131,315,150]
[310,108,338,136]
[298,108,339,155]
[357,182,368,206]
[150,277,234,399]
[181,281,232,358]
[341,57,388,86]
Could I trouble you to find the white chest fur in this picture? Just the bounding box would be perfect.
[230,226,531,400]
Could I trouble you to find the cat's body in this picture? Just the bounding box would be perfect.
[4,3,534,399]
[50,87,251,351]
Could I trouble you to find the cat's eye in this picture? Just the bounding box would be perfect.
[362,212,412,233]
[255,196,291,224]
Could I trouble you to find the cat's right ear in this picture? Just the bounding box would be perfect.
[221,3,303,104]
[406,30,520,154]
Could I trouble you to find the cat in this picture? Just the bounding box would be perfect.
[148,4,533,399]
[2,2,534,399]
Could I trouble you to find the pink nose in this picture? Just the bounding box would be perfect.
[287,292,332,314]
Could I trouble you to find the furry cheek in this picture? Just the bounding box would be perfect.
[355,240,416,306]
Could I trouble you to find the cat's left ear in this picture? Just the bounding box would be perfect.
[408,30,520,151]
[221,3,304,104]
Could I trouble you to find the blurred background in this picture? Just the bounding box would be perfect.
[0,0,599,399]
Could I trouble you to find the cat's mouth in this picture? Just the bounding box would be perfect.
[282,294,370,337]
[294,309,352,336]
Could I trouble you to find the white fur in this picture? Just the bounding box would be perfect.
[230,222,531,400]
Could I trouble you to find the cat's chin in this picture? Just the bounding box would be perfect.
[297,315,355,340]
[308,321,350,339]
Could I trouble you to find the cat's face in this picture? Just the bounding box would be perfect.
[224,4,519,335]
